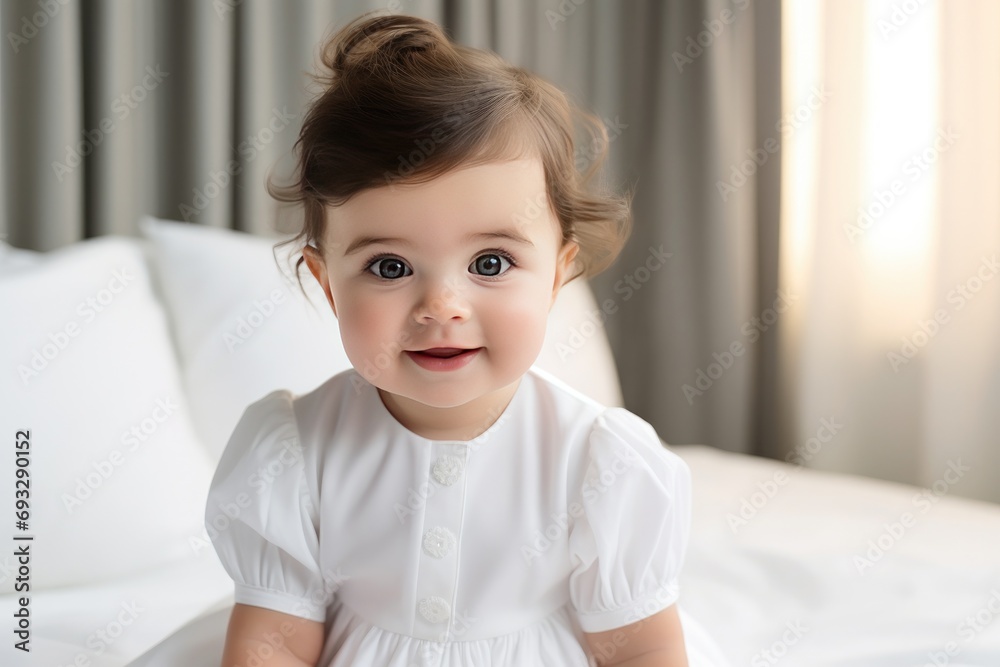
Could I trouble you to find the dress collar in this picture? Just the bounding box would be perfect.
[359,370,530,447]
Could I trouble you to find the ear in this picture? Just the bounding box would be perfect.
[550,240,580,309]
[302,244,338,317]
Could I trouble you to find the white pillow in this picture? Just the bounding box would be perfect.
[138,216,353,460]
[0,236,215,590]
[538,274,624,408]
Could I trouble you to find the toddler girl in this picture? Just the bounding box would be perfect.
[207,11,729,667]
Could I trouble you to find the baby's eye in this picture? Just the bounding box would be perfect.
[470,252,514,278]
[367,257,412,280]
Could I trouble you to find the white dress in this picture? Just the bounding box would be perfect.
[206,365,730,666]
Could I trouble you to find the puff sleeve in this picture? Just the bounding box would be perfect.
[205,390,326,622]
[568,407,692,633]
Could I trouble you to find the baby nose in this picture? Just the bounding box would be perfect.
[413,276,471,323]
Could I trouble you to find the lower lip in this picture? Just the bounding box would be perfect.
[405,348,482,372]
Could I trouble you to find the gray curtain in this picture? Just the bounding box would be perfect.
[1,0,782,457]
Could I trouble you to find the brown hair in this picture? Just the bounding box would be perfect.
[271,11,632,295]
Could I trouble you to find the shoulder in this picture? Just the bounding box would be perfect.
[584,405,691,499]
[590,406,675,458]
[222,388,299,459]
[213,367,364,480]
[523,364,607,432]
[585,408,691,508]
[290,367,369,432]
[244,367,370,435]
[524,365,683,463]
[522,367,689,490]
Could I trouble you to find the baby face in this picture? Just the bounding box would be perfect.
[304,157,578,409]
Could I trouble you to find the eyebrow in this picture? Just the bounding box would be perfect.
[343,228,535,256]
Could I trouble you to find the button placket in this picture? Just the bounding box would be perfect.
[413,444,468,640]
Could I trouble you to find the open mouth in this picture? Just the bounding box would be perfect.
[416,348,470,358]
[405,347,482,371]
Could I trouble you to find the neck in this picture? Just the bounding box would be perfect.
[378,378,521,442]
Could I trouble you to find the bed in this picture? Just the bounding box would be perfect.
[3,218,998,667]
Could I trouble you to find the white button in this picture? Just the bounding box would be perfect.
[423,526,457,558]
[432,454,464,486]
[418,596,451,624]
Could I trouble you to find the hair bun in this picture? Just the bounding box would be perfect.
[323,13,451,77]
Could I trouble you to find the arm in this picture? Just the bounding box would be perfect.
[583,604,689,667]
[221,603,325,667]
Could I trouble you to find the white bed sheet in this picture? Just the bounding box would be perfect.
[679,445,1000,666]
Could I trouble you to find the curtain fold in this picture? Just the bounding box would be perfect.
[924,0,1000,502]
[2,0,84,249]
[599,0,781,456]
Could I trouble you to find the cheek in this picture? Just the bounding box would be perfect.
[483,287,550,356]
[335,289,401,348]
